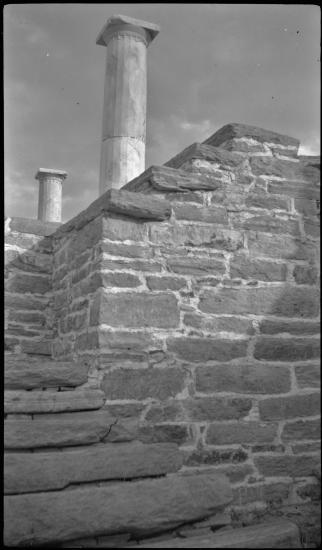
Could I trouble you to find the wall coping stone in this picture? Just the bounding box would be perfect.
[164,143,244,169]
[203,123,300,150]
[7,217,62,236]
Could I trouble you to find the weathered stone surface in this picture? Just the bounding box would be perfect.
[98,329,158,352]
[166,191,204,204]
[139,519,301,548]
[5,250,52,273]
[206,422,277,445]
[255,455,320,478]
[4,410,116,449]
[183,313,254,335]
[292,441,321,454]
[102,367,185,400]
[173,204,228,224]
[100,241,153,258]
[9,216,61,236]
[151,223,243,251]
[4,442,183,494]
[124,164,224,192]
[8,310,46,326]
[101,258,162,272]
[184,447,248,468]
[20,339,52,356]
[91,291,179,328]
[5,357,88,389]
[259,393,320,421]
[165,143,243,171]
[230,256,287,281]
[304,219,320,239]
[282,418,320,441]
[254,337,320,361]
[182,397,252,421]
[105,189,171,220]
[267,180,320,200]
[199,286,320,317]
[4,389,105,414]
[245,194,289,211]
[204,123,299,150]
[231,213,299,236]
[102,216,147,241]
[4,472,232,546]
[293,265,318,285]
[101,271,142,287]
[167,337,248,362]
[248,232,316,261]
[145,401,185,423]
[7,273,51,294]
[138,424,190,445]
[294,198,319,217]
[251,157,318,182]
[196,364,290,394]
[167,256,225,276]
[146,275,187,291]
[259,319,320,335]
[295,363,320,388]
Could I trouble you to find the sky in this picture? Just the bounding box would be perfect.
[4,3,320,222]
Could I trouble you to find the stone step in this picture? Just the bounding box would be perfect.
[4,388,105,414]
[4,442,183,494]
[4,472,232,546]
[138,519,301,548]
[5,355,89,389]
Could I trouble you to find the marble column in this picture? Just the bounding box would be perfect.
[96,15,159,194]
[35,168,67,222]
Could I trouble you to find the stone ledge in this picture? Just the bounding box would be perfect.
[124,165,224,192]
[7,217,61,236]
[164,143,243,170]
[203,123,300,151]
[54,189,171,238]
[138,519,301,548]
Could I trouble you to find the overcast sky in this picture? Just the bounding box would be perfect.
[4,3,320,222]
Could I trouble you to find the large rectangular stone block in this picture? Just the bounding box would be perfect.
[166,256,225,276]
[101,367,185,400]
[4,442,183,494]
[167,337,248,362]
[248,232,316,261]
[5,357,89,389]
[102,216,148,241]
[196,364,291,394]
[295,363,320,388]
[230,255,287,281]
[254,337,320,361]
[4,410,116,449]
[254,455,320,478]
[206,422,277,445]
[4,389,105,414]
[281,418,320,441]
[91,290,179,328]
[4,472,232,546]
[7,273,51,294]
[150,224,243,251]
[182,397,252,421]
[259,393,320,421]
[198,286,320,317]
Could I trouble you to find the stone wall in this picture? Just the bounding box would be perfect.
[4,123,320,547]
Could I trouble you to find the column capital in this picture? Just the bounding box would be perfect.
[96,14,160,48]
[35,168,67,181]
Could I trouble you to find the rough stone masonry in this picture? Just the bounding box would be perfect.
[4,122,320,547]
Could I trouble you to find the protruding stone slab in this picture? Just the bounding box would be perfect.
[4,389,105,414]
[4,442,183,494]
[4,472,232,546]
[203,123,300,156]
[123,165,224,192]
[164,144,243,171]
[138,519,301,548]
[5,357,89,389]
[106,189,171,220]
[9,216,61,236]
[4,410,116,449]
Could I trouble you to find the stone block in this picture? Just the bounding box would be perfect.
[105,189,171,221]
[139,519,301,548]
[9,216,61,236]
[293,265,318,285]
[199,286,319,317]
[292,442,321,454]
[259,393,320,421]
[183,313,254,335]
[166,256,225,276]
[304,219,320,239]
[102,216,148,241]
[165,143,244,171]
[145,401,185,423]
[4,442,183,494]
[8,310,46,326]
[206,422,277,445]
[196,364,290,394]
[182,397,252,421]
[91,290,179,328]
[101,258,162,272]
[294,198,319,217]
[150,223,243,251]
[248,232,316,261]
[204,123,299,150]
[6,250,52,273]
[255,455,320,478]
[267,180,320,200]
[4,410,116,449]
[245,194,289,211]
[230,256,287,281]
[282,418,321,441]
[254,337,320,361]
[231,213,299,236]
[184,447,248,467]
[146,275,187,291]
[4,471,232,546]
[166,191,204,204]
[7,273,51,294]
[101,271,142,287]
[100,242,153,258]
[259,319,320,335]
[101,367,185,400]
[173,204,228,224]
[138,425,190,445]
[167,337,248,362]
[4,389,105,414]
[295,363,320,388]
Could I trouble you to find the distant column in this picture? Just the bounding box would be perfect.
[96,15,159,194]
[35,168,67,222]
